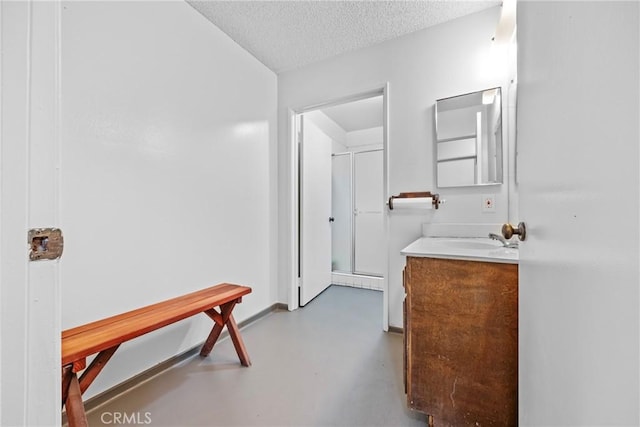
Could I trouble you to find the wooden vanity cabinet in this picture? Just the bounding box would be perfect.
[403,256,518,426]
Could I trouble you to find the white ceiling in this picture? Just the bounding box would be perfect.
[187,0,500,74]
[321,95,383,132]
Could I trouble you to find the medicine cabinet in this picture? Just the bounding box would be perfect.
[435,87,503,188]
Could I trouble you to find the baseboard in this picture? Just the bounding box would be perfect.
[63,302,287,423]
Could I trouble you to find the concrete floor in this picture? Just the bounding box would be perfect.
[84,285,428,426]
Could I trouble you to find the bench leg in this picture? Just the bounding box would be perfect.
[65,371,88,427]
[79,345,120,394]
[226,313,251,367]
[200,320,225,357]
[62,364,73,409]
[62,347,117,425]
[200,300,251,366]
[200,300,235,357]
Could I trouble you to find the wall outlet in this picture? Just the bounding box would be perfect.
[482,194,496,213]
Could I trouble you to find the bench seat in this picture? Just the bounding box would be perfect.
[61,283,252,427]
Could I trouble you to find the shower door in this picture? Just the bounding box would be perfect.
[331,153,352,273]
[331,149,383,277]
[353,150,383,276]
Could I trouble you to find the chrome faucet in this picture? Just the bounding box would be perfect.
[489,233,519,248]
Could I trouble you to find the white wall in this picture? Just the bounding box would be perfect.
[305,110,347,152]
[61,1,277,399]
[278,7,511,327]
[517,1,639,424]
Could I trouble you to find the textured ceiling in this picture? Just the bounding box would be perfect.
[187,1,500,74]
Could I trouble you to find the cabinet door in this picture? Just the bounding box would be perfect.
[402,266,407,395]
[406,257,518,426]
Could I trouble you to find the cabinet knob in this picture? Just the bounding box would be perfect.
[502,222,526,241]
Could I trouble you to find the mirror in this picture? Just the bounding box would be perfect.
[435,87,503,188]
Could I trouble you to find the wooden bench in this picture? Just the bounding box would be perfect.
[61,283,252,427]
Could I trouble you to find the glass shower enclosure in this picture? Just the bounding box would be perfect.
[331,149,383,277]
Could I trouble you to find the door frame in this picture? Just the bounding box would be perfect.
[287,83,390,331]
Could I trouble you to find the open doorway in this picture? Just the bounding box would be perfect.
[292,88,388,329]
[323,97,384,282]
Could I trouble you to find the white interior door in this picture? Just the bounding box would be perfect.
[354,150,384,276]
[299,115,333,306]
[1,2,62,425]
[517,2,639,425]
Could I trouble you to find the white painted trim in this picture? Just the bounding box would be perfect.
[293,88,385,115]
[288,84,390,331]
[23,4,33,421]
[287,108,299,311]
[381,82,389,332]
[0,1,4,419]
[53,2,63,424]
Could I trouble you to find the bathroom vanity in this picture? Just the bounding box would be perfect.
[401,237,518,426]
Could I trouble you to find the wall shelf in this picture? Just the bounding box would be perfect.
[436,134,476,143]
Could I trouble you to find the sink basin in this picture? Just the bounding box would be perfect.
[401,237,518,264]
[432,238,503,250]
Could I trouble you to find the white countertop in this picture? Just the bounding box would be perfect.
[401,237,519,264]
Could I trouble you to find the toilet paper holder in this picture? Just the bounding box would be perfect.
[388,191,441,210]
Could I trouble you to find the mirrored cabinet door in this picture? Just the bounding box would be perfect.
[435,87,503,188]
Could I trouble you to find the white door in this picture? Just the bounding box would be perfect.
[517,2,639,425]
[299,115,333,306]
[354,150,384,276]
[1,2,62,425]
